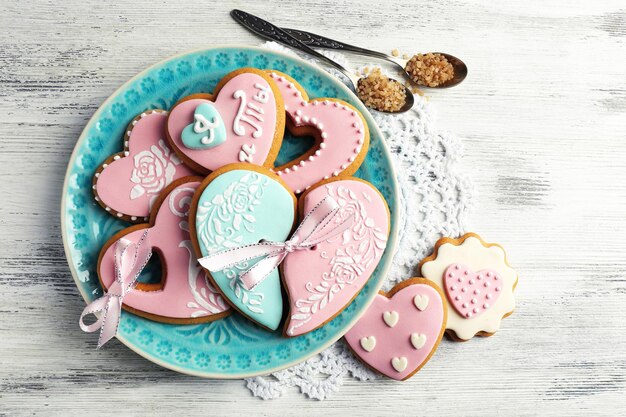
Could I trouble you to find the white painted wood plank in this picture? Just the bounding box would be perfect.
[1,0,625,415]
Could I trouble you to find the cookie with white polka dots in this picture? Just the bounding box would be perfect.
[92,110,195,223]
[419,233,518,341]
[266,71,370,194]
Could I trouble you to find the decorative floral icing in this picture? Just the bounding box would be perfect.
[193,168,295,330]
[268,72,369,194]
[93,110,194,221]
[420,234,517,340]
[181,102,227,149]
[343,279,446,380]
[167,71,281,173]
[98,179,230,321]
[282,179,390,336]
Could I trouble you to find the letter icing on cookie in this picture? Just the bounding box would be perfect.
[194,168,295,330]
[166,70,282,173]
[232,83,270,139]
[181,103,227,149]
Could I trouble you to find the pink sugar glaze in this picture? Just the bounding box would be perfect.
[167,73,279,172]
[95,111,195,219]
[343,282,445,380]
[269,72,368,193]
[444,263,502,319]
[99,180,230,320]
[282,179,389,336]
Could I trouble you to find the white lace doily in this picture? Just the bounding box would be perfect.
[245,43,474,400]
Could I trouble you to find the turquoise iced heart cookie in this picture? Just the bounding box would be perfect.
[181,102,227,149]
[191,165,296,330]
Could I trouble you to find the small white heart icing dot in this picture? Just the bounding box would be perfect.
[383,311,399,327]
[360,336,376,352]
[410,333,427,349]
[391,357,408,372]
[413,294,429,311]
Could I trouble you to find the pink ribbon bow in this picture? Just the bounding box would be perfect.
[79,231,152,348]
[198,196,354,291]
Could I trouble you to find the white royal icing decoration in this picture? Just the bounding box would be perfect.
[233,83,269,139]
[193,113,220,145]
[383,311,399,328]
[391,357,408,373]
[360,336,376,352]
[410,333,427,349]
[253,83,270,104]
[413,294,429,311]
[238,143,256,163]
[129,139,181,200]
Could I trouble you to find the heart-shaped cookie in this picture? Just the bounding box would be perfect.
[93,110,195,222]
[98,177,231,322]
[282,178,390,337]
[267,71,369,194]
[344,278,447,381]
[443,263,502,318]
[191,164,296,331]
[167,69,284,174]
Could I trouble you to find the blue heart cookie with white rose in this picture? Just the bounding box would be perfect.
[189,163,297,330]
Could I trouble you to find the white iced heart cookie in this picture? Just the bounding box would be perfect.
[419,233,518,341]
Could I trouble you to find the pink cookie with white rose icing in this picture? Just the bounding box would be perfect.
[344,278,447,380]
[93,110,196,223]
[97,177,231,323]
[419,233,518,341]
[267,71,370,194]
[282,177,390,337]
[166,68,285,175]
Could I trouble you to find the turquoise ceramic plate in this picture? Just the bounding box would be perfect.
[61,46,398,378]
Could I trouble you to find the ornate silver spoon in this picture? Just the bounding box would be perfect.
[282,28,468,89]
[231,9,415,114]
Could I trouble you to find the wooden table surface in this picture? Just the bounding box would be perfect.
[2,1,625,415]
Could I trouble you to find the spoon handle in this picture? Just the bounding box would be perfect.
[282,28,397,63]
[230,10,356,84]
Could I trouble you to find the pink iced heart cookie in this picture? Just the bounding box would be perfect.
[93,110,195,222]
[166,68,284,174]
[282,178,390,337]
[98,177,231,323]
[267,71,369,194]
[420,233,518,341]
[444,264,502,319]
[344,278,447,381]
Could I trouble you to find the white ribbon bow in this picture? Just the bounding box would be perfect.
[79,231,151,348]
[198,196,353,290]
